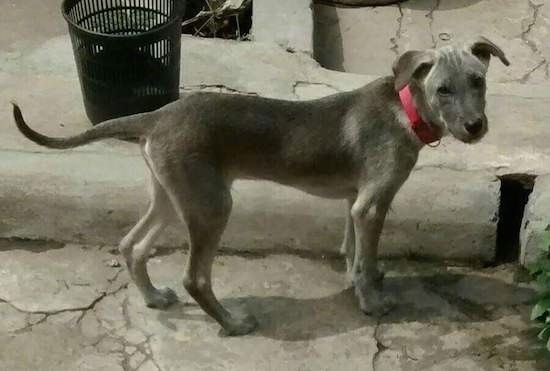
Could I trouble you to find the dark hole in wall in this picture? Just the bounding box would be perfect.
[496,175,536,263]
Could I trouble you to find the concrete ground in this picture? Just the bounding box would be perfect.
[2,1,550,370]
[1,239,549,371]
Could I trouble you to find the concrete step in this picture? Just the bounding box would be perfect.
[521,175,550,265]
[0,148,499,263]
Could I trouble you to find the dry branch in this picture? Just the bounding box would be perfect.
[182,0,251,28]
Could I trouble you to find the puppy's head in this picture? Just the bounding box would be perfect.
[393,37,510,143]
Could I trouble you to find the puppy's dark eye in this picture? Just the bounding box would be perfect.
[437,86,452,96]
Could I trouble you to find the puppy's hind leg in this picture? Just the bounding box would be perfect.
[119,172,177,309]
[159,160,258,336]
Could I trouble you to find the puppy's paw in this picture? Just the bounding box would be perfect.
[355,276,394,317]
[220,313,259,337]
[145,287,178,309]
[357,292,395,316]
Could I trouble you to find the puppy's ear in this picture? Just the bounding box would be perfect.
[469,36,510,67]
[392,50,435,91]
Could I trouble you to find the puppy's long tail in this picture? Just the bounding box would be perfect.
[12,102,156,149]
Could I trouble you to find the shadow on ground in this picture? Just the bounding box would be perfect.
[314,0,482,10]
[0,238,64,253]
[157,272,536,341]
[402,0,483,11]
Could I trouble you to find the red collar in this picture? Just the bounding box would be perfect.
[398,85,441,145]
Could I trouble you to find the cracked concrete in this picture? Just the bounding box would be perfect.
[426,0,441,49]
[522,0,544,42]
[390,3,404,55]
[314,0,550,85]
[180,84,259,96]
[0,244,128,338]
[292,80,342,98]
[371,316,388,371]
[1,240,549,370]
[520,0,550,81]
[519,0,548,83]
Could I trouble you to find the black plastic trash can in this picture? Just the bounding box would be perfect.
[62,0,185,124]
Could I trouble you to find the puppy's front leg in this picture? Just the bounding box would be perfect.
[350,187,394,315]
[340,198,356,282]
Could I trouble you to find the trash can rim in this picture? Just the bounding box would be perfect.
[60,0,184,40]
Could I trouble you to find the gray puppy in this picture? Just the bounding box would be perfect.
[12,37,509,336]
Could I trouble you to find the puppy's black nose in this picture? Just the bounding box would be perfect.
[465,119,483,135]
